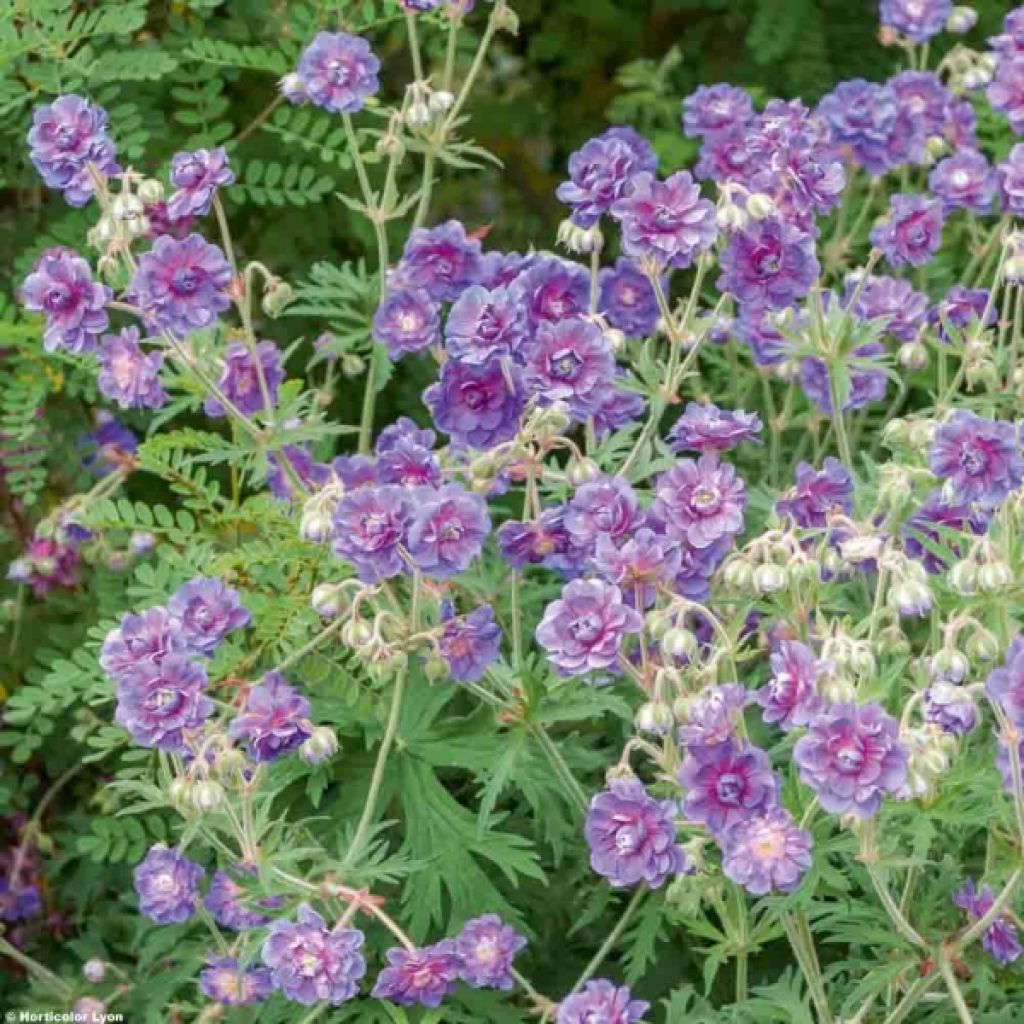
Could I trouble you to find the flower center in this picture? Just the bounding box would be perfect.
[715,771,744,804]
[172,268,200,294]
[550,350,583,380]
[959,446,986,475]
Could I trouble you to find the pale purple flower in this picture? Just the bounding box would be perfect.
[930,410,1024,507]
[97,327,166,409]
[0,882,41,922]
[846,273,928,343]
[722,807,813,895]
[297,32,380,113]
[599,259,660,337]
[229,673,312,762]
[991,9,1024,57]
[817,80,901,177]
[903,490,990,573]
[377,436,441,487]
[953,880,1023,965]
[610,170,717,269]
[84,415,138,476]
[479,250,532,289]
[423,356,525,449]
[678,740,778,836]
[668,402,762,454]
[497,509,585,572]
[100,606,188,683]
[262,903,366,1005]
[800,343,887,414]
[564,475,642,548]
[114,654,212,751]
[536,578,643,677]
[653,455,746,550]
[27,94,119,206]
[332,485,411,582]
[997,142,1024,215]
[997,737,1024,796]
[591,380,647,438]
[695,124,754,185]
[989,55,1024,136]
[395,220,482,302]
[205,867,279,931]
[887,70,951,163]
[268,445,331,502]
[373,289,441,359]
[332,454,378,490]
[133,845,203,924]
[736,309,794,367]
[377,417,435,453]
[445,283,528,363]
[20,247,109,353]
[931,286,993,343]
[556,979,649,1024]
[880,0,951,41]
[793,703,909,817]
[776,458,853,528]
[671,536,729,602]
[986,636,1024,727]
[438,603,501,682]
[929,149,996,215]
[132,233,232,337]
[200,957,273,1006]
[407,484,490,579]
[585,775,687,888]
[204,339,284,418]
[683,83,754,139]
[593,528,680,608]
[758,640,826,731]
[518,256,590,330]
[455,915,526,990]
[524,317,616,419]
[556,126,657,228]
[717,217,819,313]
[167,148,234,220]
[372,941,461,1008]
[870,193,944,268]
[923,683,978,736]
[168,576,250,655]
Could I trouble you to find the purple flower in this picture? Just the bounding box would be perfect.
[497,508,587,573]
[736,309,794,367]
[593,528,680,608]
[445,283,528,364]
[953,880,1023,965]
[27,94,119,207]
[923,683,977,736]
[758,640,826,731]
[800,343,887,414]
[478,250,532,289]
[20,248,109,353]
[591,380,647,438]
[776,458,853,528]
[653,455,746,550]
[989,55,1024,136]
[991,9,1024,57]
[133,844,203,924]
[407,485,490,578]
[262,903,366,1005]
[668,402,762,454]
[793,703,909,817]
[297,32,379,113]
[100,606,188,683]
[880,0,951,42]
[378,436,441,487]
[455,914,526,990]
[722,807,813,895]
[682,83,754,139]
[677,684,750,750]
[599,259,660,337]
[97,327,166,409]
[556,126,658,228]
[846,273,928,343]
[373,289,441,359]
[717,217,819,313]
[678,740,778,836]
[929,150,995,215]
[930,411,1024,507]
[0,881,41,922]
[205,867,279,931]
[672,537,729,602]
[132,233,232,337]
[903,490,990,573]
[518,256,590,330]
[115,654,212,750]
[986,637,1024,727]
[332,485,410,582]
[888,71,952,162]
[585,775,687,888]
[818,80,900,177]
[438,603,501,682]
[610,171,718,269]
[564,475,642,548]
[372,941,461,1008]
[536,578,643,677]
[167,148,234,220]
[229,673,312,762]
[930,286,992,345]
[997,143,1024,215]
[168,576,250,655]
[423,356,525,449]
[84,415,138,475]
[870,193,944,268]
[204,339,284,418]
[396,221,482,302]
[695,124,754,185]
[377,417,435,453]
[524,317,616,419]
[268,445,331,502]
[556,979,649,1024]
[332,454,378,490]
[199,957,273,1006]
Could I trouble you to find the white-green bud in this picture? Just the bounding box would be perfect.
[311,582,346,618]
[341,619,374,648]
[635,701,674,735]
[424,654,450,681]
[746,193,777,220]
[137,178,165,205]
[83,958,106,984]
[753,562,788,595]
[262,279,294,318]
[300,726,340,765]
[662,627,697,660]
[899,341,928,371]
[966,626,1000,662]
[566,457,600,487]
[977,560,1013,593]
[947,6,978,33]
[716,202,748,233]
[948,559,977,595]
[191,779,226,812]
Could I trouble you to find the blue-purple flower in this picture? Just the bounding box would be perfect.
[199,957,273,1006]
[229,673,313,762]
[455,914,527,990]
[133,844,203,924]
[585,775,687,888]
[0,881,42,922]
[668,402,762,454]
[923,683,978,736]
[114,654,212,751]
[395,220,482,302]
[593,528,681,608]
[372,941,461,1008]
[97,327,166,409]
[870,193,944,268]
[903,490,990,574]
[682,83,754,139]
[445,283,528,364]
[373,289,441,359]
[776,458,853,528]
[332,485,411,582]
[204,339,284,418]
[100,606,188,684]
[721,807,813,895]
[556,979,649,1024]
[518,256,590,330]
[677,684,751,749]
[407,485,490,578]
[599,259,660,337]
[167,148,234,220]
[989,55,1024,136]
[20,248,110,353]
[168,576,250,655]
[758,640,826,731]
[524,317,616,419]
[880,0,951,42]
[929,410,1024,507]
[262,903,366,1005]
[438,603,502,682]
[678,740,778,836]
[564,475,642,549]
[800,343,887,414]
[423,356,525,449]
[205,867,279,931]
[817,80,901,177]
[846,273,928,343]
[997,143,1024,215]
[793,703,908,817]
[297,32,380,113]
[953,880,1023,965]
[536,578,643,677]
[986,637,1024,727]
[653,455,746,550]
[929,150,995,215]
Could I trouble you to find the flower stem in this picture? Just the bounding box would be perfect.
[938,953,973,1024]
[781,910,833,1024]
[528,722,589,816]
[569,886,645,994]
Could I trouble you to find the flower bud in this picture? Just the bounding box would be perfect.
[129,530,157,555]
[492,2,519,33]
[965,358,998,389]
[906,418,936,449]
[214,748,248,781]
[73,998,108,1024]
[341,619,374,649]
[82,959,106,984]
[882,417,909,446]
[557,218,603,254]
[930,647,969,684]
[662,627,697,661]
[635,701,674,735]
[531,400,572,438]
[753,562,788,595]
[820,673,857,704]
[746,193,777,220]
[192,779,226,812]
[604,328,626,354]
[301,497,336,544]
[888,578,932,617]
[949,559,977,595]
[566,457,600,487]
[898,341,928,371]
[429,89,455,113]
[947,6,977,32]
[406,101,432,127]
[167,777,192,809]
[111,193,145,223]
[722,558,754,591]
[977,560,1013,592]
[300,726,340,765]
[311,582,347,618]
[137,178,165,205]
[1005,252,1024,285]
[646,609,673,640]
[262,279,294,318]
[966,626,1000,662]
[716,202,748,233]
[424,654,450,681]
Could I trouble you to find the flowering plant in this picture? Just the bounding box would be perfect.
[4,1,1024,1022]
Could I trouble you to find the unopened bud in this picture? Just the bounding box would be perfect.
[716,202,748,233]
[753,562,788,594]
[83,959,106,984]
[635,702,674,735]
[492,2,519,33]
[662,627,697,661]
[424,654,450,681]
[949,559,977,595]
[261,279,294,318]
[300,726,340,764]
[192,779,226,812]
[929,647,969,684]
[746,193,777,220]
[342,619,374,649]
[341,353,366,378]
[882,418,910,446]
[407,101,432,127]
[137,178,165,205]
[888,578,932,617]
[899,341,928,371]
[977,560,1013,592]
[301,496,336,544]
[73,998,108,1024]
[947,6,978,33]
[566,457,600,487]
[311,582,347,618]
[429,90,455,113]
[966,626,1000,662]
[167,777,191,809]
[130,530,157,555]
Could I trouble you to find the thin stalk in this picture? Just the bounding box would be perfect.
[569,887,645,994]
[405,11,424,82]
[954,867,1024,952]
[273,617,346,674]
[732,882,749,1002]
[938,954,973,1024]
[781,911,833,1024]
[0,935,73,998]
[864,863,928,949]
[529,722,589,815]
[510,572,524,672]
[881,972,940,1024]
